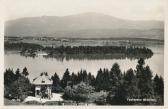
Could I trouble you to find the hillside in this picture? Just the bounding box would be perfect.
[5,12,164,40]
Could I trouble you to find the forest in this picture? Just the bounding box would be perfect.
[4,58,164,105]
[5,42,153,59]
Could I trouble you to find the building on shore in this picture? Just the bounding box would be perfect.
[32,72,53,99]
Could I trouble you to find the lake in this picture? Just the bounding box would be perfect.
[5,45,164,81]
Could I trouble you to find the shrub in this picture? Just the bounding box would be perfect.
[52,85,64,93]
[63,82,94,102]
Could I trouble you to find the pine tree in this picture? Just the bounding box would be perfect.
[51,72,60,86]
[71,72,78,85]
[15,68,21,80]
[144,66,153,97]
[61,68,71,88]
[123,68,137,99]
[153,74,159,95]
[110,63,122,88]
[136,58,153,99]
[95,68,103,91]
[87,72,95,86]
[153,75,164,104]
[22,67,29,77]
[136,58,145,78]
[4,69,15,86]
[153,75,164,96]
[10,75,32,101]
[159,76,164,96]
[102,68,111,90]
[82,70,88,83]
[107,83,127,105]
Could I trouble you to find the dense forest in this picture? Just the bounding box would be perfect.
[4,42,43,51]
[4,58,164,105]
[5,42,153,59]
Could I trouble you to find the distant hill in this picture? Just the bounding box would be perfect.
[5,12,164,40]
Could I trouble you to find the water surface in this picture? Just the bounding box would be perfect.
[5,45,164,81]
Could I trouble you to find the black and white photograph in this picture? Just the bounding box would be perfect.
[2,0,165,106]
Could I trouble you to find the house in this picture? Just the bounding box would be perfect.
[32,72,53,99]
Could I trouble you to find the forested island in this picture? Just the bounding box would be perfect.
[5,42,153,60]
[4,58,164,105]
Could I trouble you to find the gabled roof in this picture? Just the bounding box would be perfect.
[32,72,53,85]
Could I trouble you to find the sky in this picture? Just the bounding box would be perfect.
[4,0,164,21]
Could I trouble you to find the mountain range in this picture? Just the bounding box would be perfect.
[5,12,164,40]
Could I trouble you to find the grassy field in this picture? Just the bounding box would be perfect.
[5,37,164,48]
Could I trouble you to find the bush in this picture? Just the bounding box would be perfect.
[9,76,32,101]
[106,85,128,105]
[63,86,75,100]
[73,82,95,94]
[63,82,94,102]
[52,85,64,93]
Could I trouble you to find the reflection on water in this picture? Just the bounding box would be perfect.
[4,46,164,81]
[42,53,153,61]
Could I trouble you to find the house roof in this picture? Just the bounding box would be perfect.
[32,72,53,85]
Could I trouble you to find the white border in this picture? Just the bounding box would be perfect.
[0,0,167,109]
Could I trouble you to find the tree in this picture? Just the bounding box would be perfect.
[136,58,153,99]
[153,75,164,105]
[158,76,164,104]
[107,83,127,105]
[10,75,32,101]
[51,72,60,86]
[88,72,95,86]
[136,58,145,78]
[123,68,137,99]
[106,63,127,105]
[61,69,71,88]
[82,70,88,83]
[95,68,103,91]
[103,68,111,90]
[4,69,15,86]
[144,66,153,97]
[110,63,122,88]
[15,68,21,79]
[63,82,94,101]
[22,67,29,77]
[159,77,164,97]
[51,72,63,93]
[71,72,78,85]
[111,63,122,79]
[73,82,94,94]
[153,75,164,96]
[153,74,159,95]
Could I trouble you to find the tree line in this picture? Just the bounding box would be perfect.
[5,42,153,59]
[52,58,163,105]
[4,67,33,101]
[4,42,43,51]
[44,45,153,56]
[4,58,163,105]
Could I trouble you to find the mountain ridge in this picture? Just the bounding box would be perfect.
[5,12,164,40]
